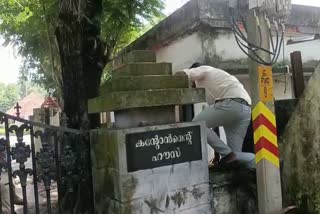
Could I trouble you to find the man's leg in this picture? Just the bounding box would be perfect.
[193,100,255,167]
[223,101,251,152]
[193,103,229,128]
[193,104,234,157]
[222,101,255,168]
[234,152,256,169]
[206,128,232,157]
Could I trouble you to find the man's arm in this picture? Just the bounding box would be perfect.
[174,71,195,88]
[182,67,206,81]
[175,71,187,76]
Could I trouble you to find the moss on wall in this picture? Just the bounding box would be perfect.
[281,65,320,213]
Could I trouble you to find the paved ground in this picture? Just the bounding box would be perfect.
[1,134,58,213]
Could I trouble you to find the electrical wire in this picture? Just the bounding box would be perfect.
[229,8,275,54]
[228,4,285,66]
[229,14,279,65]
[230,17,276,57]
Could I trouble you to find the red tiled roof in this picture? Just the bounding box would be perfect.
[41,97,60,108]
[6,92,45,119]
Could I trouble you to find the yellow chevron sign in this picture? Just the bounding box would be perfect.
[252,102,279,168]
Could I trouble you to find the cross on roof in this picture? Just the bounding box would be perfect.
[14,102,22,118]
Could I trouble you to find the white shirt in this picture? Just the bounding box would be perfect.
[183,66,252,105]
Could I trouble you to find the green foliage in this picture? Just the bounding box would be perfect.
[0,0,61,97]
[0,0,165,97]
[0,79,45,112]
[102,0,165,58]
[0,82,19,112]
[19,80,47,99]
[100,12,166,83]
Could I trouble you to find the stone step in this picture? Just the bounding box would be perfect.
[88,88,206,113]
[115,50,156,65]
[112,62,172,77]
[100,75,188,93]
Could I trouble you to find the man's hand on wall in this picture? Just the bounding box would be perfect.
[174,71,195,88]
[174,71,187,76]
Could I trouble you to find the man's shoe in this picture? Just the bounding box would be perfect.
[209,152,221,168]
[219,152,237,165]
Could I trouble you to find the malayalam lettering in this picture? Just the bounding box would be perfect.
[126,126,202,172]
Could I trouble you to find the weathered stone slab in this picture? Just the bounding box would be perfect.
[151,160,209,193]
[165,183,211,211]
[90,129,121,170]
[100,75,188,93]
[93,161,210,203]
[92,167,154,202]
[88,88,206,113]
[112,63,172,77]
[281,65,320,213]
[114,106,176,129]
[210,169,257,214]
[90,122,209,204]
[93,185,211,214]
[126,50,156,63]
[114,50,156,65]
[178,203,212,214]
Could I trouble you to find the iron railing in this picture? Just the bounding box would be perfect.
[0,111,92,214]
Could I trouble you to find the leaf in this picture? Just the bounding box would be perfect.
[0,0,165,98]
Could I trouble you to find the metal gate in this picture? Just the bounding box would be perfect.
[0,111,93,214]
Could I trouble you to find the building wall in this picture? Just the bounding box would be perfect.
[202,29,320,66]
[155,30,298,101]
[156,32,204,72]
[237,74,294,101]
[155,29,299,160]
[215,33,320,62]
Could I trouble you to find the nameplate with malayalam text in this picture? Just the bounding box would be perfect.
[126,126,202,172]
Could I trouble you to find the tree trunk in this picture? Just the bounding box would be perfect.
[82,0,104,129]
[55,1,85,130]
[56,0,103,130]
[55,0,103,213]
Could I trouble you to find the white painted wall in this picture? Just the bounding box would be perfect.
[212,31,245,60]
[214,31,320,62]
[156,32,204,72]
[155,29,310,101]
[237,74,294,100]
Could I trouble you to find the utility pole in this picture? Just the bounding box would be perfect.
[247,10,283,214]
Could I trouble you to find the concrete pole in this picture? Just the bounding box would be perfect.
[247,10,283,214]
